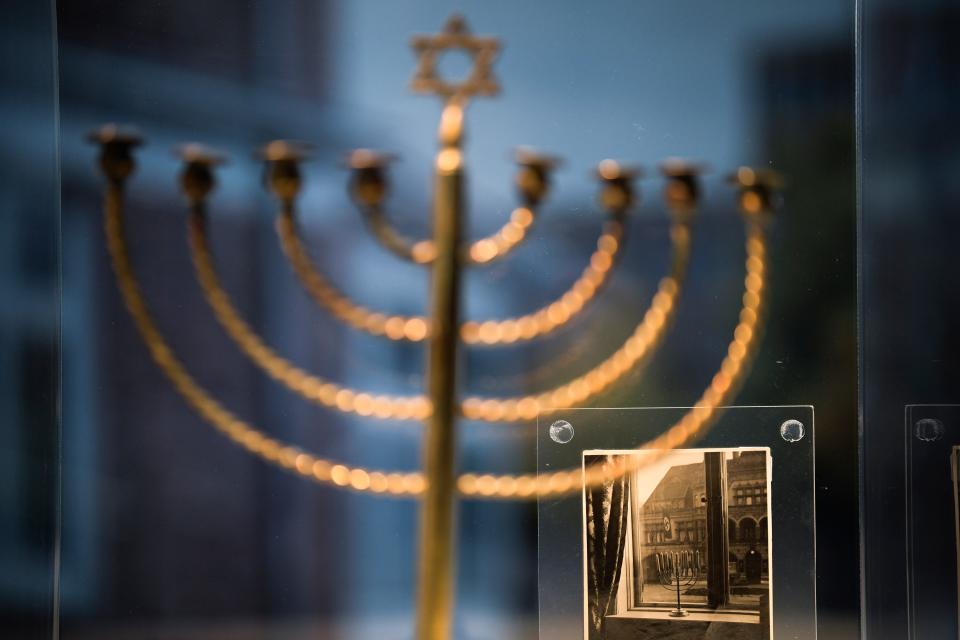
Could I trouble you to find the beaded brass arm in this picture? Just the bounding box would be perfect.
[191,171,685,422]
[349,147,552,268]
[276,205,627,345]
[277,147,633,345]
[96,133,771,499]
[89,15,783,640]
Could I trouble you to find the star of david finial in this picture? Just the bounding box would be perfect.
[410,15,501,102]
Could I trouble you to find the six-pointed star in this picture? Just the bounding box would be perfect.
[410,15,501,101]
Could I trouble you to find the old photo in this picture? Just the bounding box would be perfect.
[583,448,773,639]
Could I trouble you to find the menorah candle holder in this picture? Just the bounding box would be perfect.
[88,15,782,640]
[656,549,704,617]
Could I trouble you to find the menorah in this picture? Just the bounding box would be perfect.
[88,15,781,640]
[655,549,704,617]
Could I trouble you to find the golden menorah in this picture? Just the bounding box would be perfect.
[88,15,780,640]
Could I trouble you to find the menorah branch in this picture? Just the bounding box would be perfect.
[460,214,627,344]
[461,217,691,422]
[276,209,431,341]
[201,196,687,424]
[96,139,771,503]
[347,145,556,269]
[359,203,431,263]
[358,202,541,267]
[462,205,537,264]
[101,165,426,498]
[279,203,629,345]
[188,203,431,420]
[459,216,770,499]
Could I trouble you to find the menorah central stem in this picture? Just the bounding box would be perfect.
[416,103,466,640]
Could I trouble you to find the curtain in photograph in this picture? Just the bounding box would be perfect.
[586,455,630,640]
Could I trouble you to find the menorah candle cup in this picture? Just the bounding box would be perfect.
[345,149,398,206]
[258,140,313,202]
[596,159,642,212]
[87,124,144,182]
[514,147,562,206]
[729,166,785,216]
[176,144,227,203]
[661,158,708,219]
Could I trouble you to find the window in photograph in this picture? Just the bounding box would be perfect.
[583,448,773,640]
[629,453,708,607]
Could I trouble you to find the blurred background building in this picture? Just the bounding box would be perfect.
[4,0,956,638]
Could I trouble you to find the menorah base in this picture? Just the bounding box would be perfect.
[668,608,691,618]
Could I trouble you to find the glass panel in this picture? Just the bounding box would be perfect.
[538,406,814,640]
[860,2,960,639]
[906,405,960,640]
[0,1,62,638]
[47,1,854,637]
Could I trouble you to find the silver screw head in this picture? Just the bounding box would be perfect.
[915,418,944,442]
[549,420,575,444]
[780,419,805,443]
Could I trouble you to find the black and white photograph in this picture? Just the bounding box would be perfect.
[583,448,772,640]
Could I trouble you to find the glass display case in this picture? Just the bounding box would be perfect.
[860,2,960,639]
[1,0,958,639]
